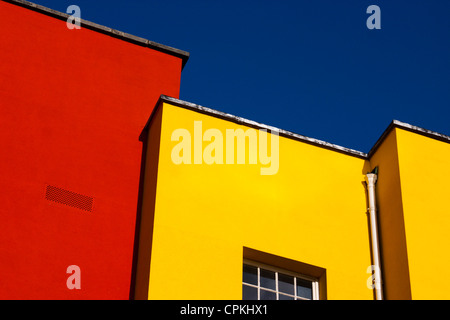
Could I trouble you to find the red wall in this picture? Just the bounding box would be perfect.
[0,1,183,299]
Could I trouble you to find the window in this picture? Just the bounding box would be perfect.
[242,260,319,300]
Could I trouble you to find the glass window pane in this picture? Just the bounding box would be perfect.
[242,284,258,300]
[260,269,276,290]
[243,264,258,285]
[296,278,313,300]
[260,289,276,300]
[279,293,295,300]
[278,273,294,295]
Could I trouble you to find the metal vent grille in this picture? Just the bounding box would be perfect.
[45,185,93,212]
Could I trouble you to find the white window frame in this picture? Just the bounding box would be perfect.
[243,259,320,300]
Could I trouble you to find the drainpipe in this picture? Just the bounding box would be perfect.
[365,168,383,300]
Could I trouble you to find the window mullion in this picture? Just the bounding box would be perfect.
[275,272,279,300]
[313,281,319,300]
[257,267,260,300]
[243,262,317,301]
[294,276,297,299]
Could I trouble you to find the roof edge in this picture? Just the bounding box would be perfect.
[147,97,450,161]
[2,0,190,68]
[143,95,368,160]
[367,119,450,158]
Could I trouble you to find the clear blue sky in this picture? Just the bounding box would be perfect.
[31,0,450,153]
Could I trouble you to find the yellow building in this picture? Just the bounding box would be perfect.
[134,95,450,300]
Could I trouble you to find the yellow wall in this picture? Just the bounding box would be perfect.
[368,128,411,300]
[136,102,375,300]
[134,101,450,300]
[396,128,450,299]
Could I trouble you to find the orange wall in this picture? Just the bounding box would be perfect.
[0,1,183,299]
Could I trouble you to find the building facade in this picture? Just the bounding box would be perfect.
[1,0,449,300]
[133,97,450,300]
[0,0,188,299]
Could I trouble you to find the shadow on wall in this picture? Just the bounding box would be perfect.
[129,107,164,300]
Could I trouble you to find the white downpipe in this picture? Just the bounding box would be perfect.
[365,173,383,300]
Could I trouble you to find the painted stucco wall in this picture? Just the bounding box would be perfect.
[137,102,374,300]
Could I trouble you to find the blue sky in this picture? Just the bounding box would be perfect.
[31,0,450,153]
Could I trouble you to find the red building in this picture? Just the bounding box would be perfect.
[0,0,188,299]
